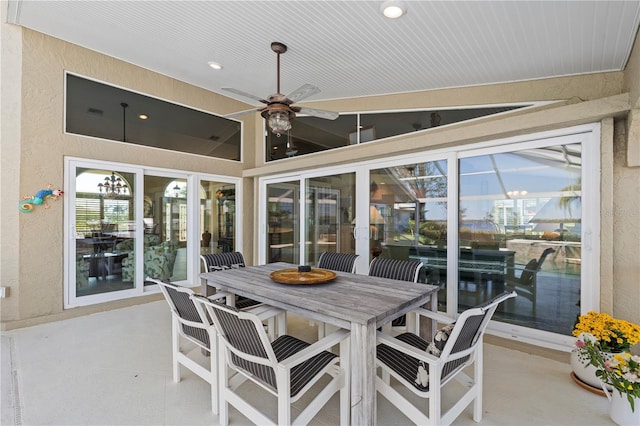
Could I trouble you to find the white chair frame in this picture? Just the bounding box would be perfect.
[151,277,284,415]
[193,294,350,426]
[376,291,517,425]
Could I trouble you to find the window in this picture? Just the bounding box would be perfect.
[66,73,242,160]
[265,104,534,161]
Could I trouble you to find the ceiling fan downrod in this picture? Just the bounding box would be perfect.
[271,42,287,95]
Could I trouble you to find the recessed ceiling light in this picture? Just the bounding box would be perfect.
[207,61,223,70]
[138,114,148,120]
[380,1,407,19]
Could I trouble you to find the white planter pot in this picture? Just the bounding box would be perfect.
[570,348,614,390]
[604,386,640,426]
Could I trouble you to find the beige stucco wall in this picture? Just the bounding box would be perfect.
[1,22,639,331]
[0,26,256,328]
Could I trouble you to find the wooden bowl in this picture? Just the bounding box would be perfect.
[270,268,337,285]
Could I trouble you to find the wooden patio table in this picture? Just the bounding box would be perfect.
[201,262,439,425]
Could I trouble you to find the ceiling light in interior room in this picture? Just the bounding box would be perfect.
[207,61,223,70]
[98,172,128,198]
[380,1,406,19]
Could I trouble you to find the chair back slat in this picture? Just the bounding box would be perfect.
[200,252,261,309]
[440,291,515,380]
[201,252,245,272]
[441,315,483,378]
[317,252,359,273]
[155,279,209,347]
[205,300,278,389]
[369,257,423,282]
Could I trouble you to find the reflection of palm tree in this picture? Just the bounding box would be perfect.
[558,178,581,217]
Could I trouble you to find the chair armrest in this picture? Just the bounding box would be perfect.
[206,291,232,302]
[280,328,349,369]
[412,307,454,326]
[247,304,285,321]
[376,330,441,366]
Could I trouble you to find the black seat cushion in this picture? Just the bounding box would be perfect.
[377,324,455,391]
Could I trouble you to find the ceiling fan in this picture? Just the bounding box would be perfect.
[223,42,339,137]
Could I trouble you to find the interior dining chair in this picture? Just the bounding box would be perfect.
[317,251,359,273]
[191,294,350,426]
[150,277,284,414]
[369,257,424,333]
[200,251,286,336]
[376,290,517,425]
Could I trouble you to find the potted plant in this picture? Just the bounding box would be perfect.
[571,312,640,425]
[571,311,640,388]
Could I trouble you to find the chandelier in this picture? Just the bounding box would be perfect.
[98,172,128,198]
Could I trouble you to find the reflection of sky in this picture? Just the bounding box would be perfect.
[460,150,580,195]
[459,148,580,220]
[423,202,448,220]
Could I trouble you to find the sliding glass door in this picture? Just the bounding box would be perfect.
[266,181,300,264]
[458,141,586,337]
[66,159,240,307]
[72,166,137,299]
[369,160,449,309]
[259,124,599,349]
[304,173,356,265]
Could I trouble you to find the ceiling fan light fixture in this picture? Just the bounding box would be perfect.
[267,110,292,136]
[381,0,406,19]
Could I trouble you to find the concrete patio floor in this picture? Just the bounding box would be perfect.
[1,300,612,425]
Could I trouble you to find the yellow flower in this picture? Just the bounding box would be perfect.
[573,311,640,352]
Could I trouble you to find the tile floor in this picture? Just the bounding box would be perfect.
[1,301,613,425]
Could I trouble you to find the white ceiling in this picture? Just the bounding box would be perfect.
[6,0,640,107]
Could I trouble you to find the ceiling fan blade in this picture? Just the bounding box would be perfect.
[221,87,268,104]
[296,106,339,120]
[285,84,321,103]
[224,108,262,118]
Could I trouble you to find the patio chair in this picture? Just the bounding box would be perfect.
[376,290,517,425]
[191,295,350,426]
[505,247,555,315]
[317,251,359,273]
[150,277,283,414]
[200,252,286,337]
[369,257,424,332]
[200,252,259,309]
[314,252,359,338]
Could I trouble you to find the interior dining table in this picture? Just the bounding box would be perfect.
[200,262,439,425]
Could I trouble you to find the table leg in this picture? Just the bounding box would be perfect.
[350,321,377,425]
[201,277,214,296]
[419,292,439,341]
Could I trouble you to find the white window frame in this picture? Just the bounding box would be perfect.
[257,123,600,350]
[64,157,241,308]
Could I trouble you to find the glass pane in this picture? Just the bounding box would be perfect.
[75,168,135,296]
[66,74,241,160]
[141,176,186,283]
[459,144,582,335]
[304,173,356,266]
[267,182,300,263]
[370,161,448,308]
[360,106,526,142]
[266,115,358,161]
[200,181,236,264]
